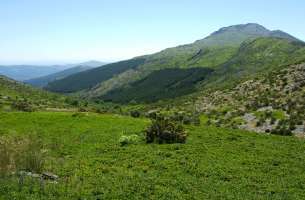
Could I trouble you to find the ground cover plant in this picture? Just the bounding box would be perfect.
[0,112,305,199]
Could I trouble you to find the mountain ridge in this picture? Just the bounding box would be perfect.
[45,23,304,103]
[26,61,107,87]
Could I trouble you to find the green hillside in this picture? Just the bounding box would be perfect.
[201,37,305,90]
[1,112,305,199]
[46,23,301,98]
[0,75,71,111]
[101,68,213,103]
[192,62,305,135]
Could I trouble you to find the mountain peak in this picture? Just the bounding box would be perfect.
[210,23,270,36]
[195,23,299,47]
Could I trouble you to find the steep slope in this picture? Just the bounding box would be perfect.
[101,68,213,103]
[201,37,305,90]
[46,23,303,101]
[193,61,305,136]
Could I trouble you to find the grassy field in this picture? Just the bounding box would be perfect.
[1,112,305,199]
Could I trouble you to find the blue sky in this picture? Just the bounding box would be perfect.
[1,0,304,65]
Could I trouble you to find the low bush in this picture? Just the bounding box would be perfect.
[145,116,187,144]
[271,128,292,136]
[130,110,141,118]
[119,134,141,146]
[12,100,34,112]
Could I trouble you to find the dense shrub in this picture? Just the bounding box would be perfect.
[146,110,159,119]
[78,107,88,112]
[271,128,292,136]
[145,116,187,144]
[130,110,141,118]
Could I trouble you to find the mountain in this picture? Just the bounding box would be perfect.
[0,65,64,81]
[0,60,105,82]
[45,58,145,93]
[26,61,106,87]
[46,23,304,103]
[77,60,106,67]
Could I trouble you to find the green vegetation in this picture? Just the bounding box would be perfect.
[0,75,71,111]
[1,112,305,199]
[101,68,213,103]
[45,23,304,102]
[201,38,305,91]
[1,23,305,199]
[145,115,187,144]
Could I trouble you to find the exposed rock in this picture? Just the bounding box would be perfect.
[18,171,59,182]
[42,172,59,180]
[293,124,305,137]
[194,63,305,136]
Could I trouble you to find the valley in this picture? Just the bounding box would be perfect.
[1,21,305,199]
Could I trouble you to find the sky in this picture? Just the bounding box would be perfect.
[0,0,304,65]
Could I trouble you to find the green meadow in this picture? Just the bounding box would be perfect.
[1,112,305,199]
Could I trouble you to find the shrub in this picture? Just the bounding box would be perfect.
[271,128,292,136]
[145,116,187,144]
[72,112,86,118]
[119,134,141,146]
[130,110,140,118]
[12,100,34,112]
[170,112,200,126]
[78,107,88,112]
[146,110,159,119]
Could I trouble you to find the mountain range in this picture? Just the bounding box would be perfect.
[25,61,107,87]
[45,23,305,104]
[0,60,105,82]
[1,23,304,135]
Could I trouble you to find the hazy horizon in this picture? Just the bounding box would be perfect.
[1,0,305,65]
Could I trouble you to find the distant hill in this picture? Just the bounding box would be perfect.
[26,61,106,87]
[46,23,304,104]
[0,65,64,81]
[45,58,145,93]
[0,60,105,81]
